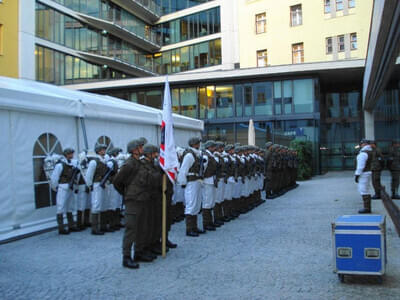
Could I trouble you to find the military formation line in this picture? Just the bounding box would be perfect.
[49,137,300,269]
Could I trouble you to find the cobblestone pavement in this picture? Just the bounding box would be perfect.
[1,171,400,300]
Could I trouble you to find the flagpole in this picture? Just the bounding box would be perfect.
[162,173,167,258]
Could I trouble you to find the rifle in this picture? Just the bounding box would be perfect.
[234,158,238,183]
[100,167,114,189]
[199,150,205,179]
[68,167,80,191]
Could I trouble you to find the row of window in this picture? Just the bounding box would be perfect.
[153,39,221,74]
[35,45,130,85]
[156,0,213,15]
[326,33,357,54]
[36,3,154,72]
[156,7,220,46]
[255,0,356,34]
[324,0,355,14]
[126,78,316,120]
[204,119,317,149]
[50,0,159,45]
[256,42,304,67]
[256,33,358,67]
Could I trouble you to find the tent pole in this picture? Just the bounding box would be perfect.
[80,117,89,150]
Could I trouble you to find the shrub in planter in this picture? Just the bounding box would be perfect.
[290,140,313,180]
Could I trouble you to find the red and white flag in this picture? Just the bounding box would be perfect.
[159,76,179,183]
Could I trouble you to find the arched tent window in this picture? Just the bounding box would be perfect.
[95,136,113,153]
[33,133,62,209]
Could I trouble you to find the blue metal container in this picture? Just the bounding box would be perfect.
[332,215,387,282]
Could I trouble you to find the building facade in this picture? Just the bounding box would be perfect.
[238,0,373,68]
[1,0,239,85]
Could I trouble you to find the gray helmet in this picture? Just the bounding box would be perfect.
[215,141,225,149]
[138,137,148,146]
[95,144,107,153]
[108,147,122,156]
[225,144,234,151]
[127,139,141,153]
[143,143,156,154]
[203,140,216,149]
[188,137,201,147]
[360,139,370,145]
[265,142,273,148]
[63,147,75,155]
[234,142,241,147]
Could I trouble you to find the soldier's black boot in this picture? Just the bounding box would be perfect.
[91,213,104,235]
[186,215,199,237]
[107,210,116,232]
[84,209,91,227]
[359,195,372,214]
[76,210,85,231]
[67,212,80,232]
[113,210,120,231]
[57,214,69,235]
[166,233,177,248]
[123,256,139,269]
[203,209,216,231]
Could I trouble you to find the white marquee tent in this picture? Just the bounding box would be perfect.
[0,76,203,243]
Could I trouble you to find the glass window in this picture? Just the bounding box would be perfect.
[254,82,273,116]
[336,0,343,11]
[327,93,341,118]
[343,92,360,117]
[199,11,208,36]
[236,123,249,145]
[234,85,243,117]
[180,87,197,118]
[350,33,357,50]
[290,4,302,26]
[255,12,266,34]
[244,85,253,116]
[283,80,293,114]
[171,88,180,113]
[255,122,273,147]
[257,49,268,67]
[293,79,313,113]
[198,86,215,119]
[338,35,345,52]
[33,133,62,209]
[348,0,355,8]
[146,90,162,109]
[324,0,331,13]
[216,85,233,118]
[273,81,282,115]
[206,124,234,144]
[326,37,333,54]
[292,43,304,64]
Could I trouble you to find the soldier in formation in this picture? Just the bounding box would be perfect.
[51,148,80,235]
[176,139,299,236]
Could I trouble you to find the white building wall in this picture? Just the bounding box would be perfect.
[19,0,35,80]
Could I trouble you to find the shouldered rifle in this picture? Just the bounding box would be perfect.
[199,150,205,179]
[69,167,80,191]
[234,158,238,183]
[100,167,114,189]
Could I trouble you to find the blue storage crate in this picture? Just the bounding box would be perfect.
[332,215,387,282]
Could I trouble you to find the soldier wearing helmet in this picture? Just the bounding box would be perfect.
[50,147,80,235]
[85,143,108,235]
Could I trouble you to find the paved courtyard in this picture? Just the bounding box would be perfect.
[1,171,400,300]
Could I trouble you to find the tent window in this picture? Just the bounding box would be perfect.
[32,133,62,209]
[95,136,113,152]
